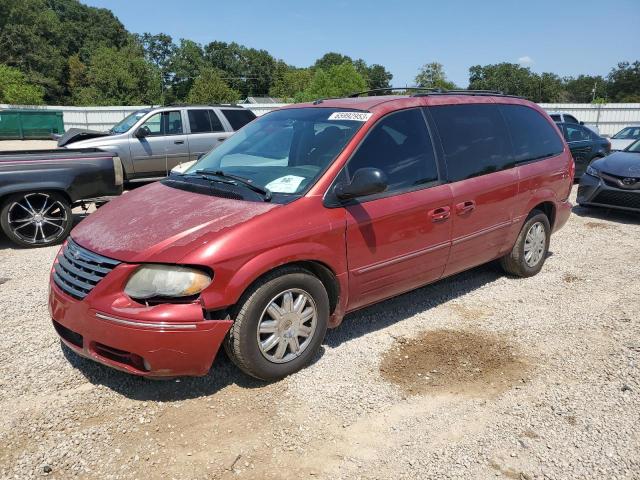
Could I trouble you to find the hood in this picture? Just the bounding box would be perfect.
[592,151,640,177]
[71,182,279,263]
[57,128,111,147]
[609,138,635,151]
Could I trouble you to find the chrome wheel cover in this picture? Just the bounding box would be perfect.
[257,288,318,364]
[7,193,68,245]
[524,221,546,267]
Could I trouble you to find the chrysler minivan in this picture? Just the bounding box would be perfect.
[49,91,574,381]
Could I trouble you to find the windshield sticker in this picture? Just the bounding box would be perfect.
[265,175,306,193]
[328,112,372,122]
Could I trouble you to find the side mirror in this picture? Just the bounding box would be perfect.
[135,128,147,139]
[334,168,388,201]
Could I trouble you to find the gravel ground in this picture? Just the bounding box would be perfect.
[0,190,638,480]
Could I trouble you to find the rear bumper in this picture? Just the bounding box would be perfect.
[577,174,640,212]
[49,281,232,377]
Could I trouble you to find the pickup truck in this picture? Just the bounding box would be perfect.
[0,149,123,247]
[59,105,257,182]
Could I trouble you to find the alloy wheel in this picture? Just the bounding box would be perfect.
[7,193,69,245]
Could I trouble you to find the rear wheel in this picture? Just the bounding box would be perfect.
[224,267,329,381]
[499,210,550,277]
[0,192,72,247]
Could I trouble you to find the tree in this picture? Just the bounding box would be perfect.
[468,63,563,102]
[269,65,313,100]
[607,61,640,102]
[562,75,607,103]
[138,32,176,99]
[313,52,353,71]
[0,64,44,104]
[367,64,393,90]
[295,62,367,102]
[187,68,240,104]
[415,62,456,90]
[168,39,205,102]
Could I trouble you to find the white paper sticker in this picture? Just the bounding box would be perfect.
[328,111,372,122]
[265,175,306,193]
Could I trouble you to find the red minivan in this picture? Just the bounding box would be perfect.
[49,91,574,381]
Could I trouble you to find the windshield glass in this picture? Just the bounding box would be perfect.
[626,139,640,152]
[613,127,640,140]
[110,110,150,134]
[184,108,368,196]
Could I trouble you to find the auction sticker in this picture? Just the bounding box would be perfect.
[328,112,372,122]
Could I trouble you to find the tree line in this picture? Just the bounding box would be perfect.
[0,0,638,106]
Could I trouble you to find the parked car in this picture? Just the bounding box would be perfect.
[0,149,123,247]
[557,122,611,178]
[577,139,640,212]
[49,91,573,381]
[548,111,600,134]
[609,125,640,151]
[59,105,256,182]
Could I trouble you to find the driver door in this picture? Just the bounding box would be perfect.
[129,110,189,178]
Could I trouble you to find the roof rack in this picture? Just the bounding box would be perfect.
[349,87,523,99]
[162,103,242,107]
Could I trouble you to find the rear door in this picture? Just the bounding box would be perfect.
[185,109,231,163]
[337,108,453,311]
[563,124,594,176]
[129,110,189,178]
[427,103,518,276]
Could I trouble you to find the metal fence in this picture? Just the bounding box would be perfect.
[2,102,639,136]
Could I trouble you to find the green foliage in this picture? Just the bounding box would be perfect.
[295,62,367,102]
[562,75,607,103]
[269,64,313,100]
[367,64,393,90]
[607,61,640,102]
[167,39,205,103]
[187,68,240,104]
[313,52,353,71]
[415,62,457,90]
[0,64,45,104]
[468,63,563,102]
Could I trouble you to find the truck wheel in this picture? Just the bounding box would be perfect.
[0,192,73,247]
[224,267,329,381]
[499,209,551,277]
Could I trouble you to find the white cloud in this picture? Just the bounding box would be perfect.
[518,56,534,65]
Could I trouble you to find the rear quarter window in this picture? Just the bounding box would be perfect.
[499,105,564,163]
[221,109,257,131]
[429,104,512,182]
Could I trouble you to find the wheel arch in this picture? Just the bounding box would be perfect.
[0,186,73,209]
[530,201,556,230]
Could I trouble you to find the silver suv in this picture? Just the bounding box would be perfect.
[59,105,256,182]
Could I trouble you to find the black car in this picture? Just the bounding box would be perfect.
[577,139,640,212]
[557,122,611,178]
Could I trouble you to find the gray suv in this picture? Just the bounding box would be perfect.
[58,105,256,182]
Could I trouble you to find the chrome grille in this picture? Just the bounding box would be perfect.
[53,239,120,300]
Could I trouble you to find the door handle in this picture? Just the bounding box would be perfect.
[217,138,226,142]
[455,200,476,215]
[174,140,184,144]
[428,206,451,222]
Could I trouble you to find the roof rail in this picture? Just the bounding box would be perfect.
[349,87,523,99]
[162,103,242,108]
[349,87,445,97]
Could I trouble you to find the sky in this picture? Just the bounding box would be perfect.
[84,0,640,87]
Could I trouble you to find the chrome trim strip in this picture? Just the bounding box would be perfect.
[451,220,512,246]
[95,312,198,330]
[354,241,451,275]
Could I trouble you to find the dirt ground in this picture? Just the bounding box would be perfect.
[0,190,638,479]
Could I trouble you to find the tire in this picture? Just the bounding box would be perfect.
[0,191,73,248]
[499,209,551,278]
[224,266,329,381]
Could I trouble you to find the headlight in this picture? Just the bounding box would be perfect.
[124,265,212,299]
[586,165,600,178]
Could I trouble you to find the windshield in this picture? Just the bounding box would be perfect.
[613,127,640,140]
[184,108,368,196]
[110,110,150,134]
[626,139,640,152]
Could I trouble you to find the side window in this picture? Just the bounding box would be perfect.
[346,108,439,193]
[565,115,579,124]
[139,113,162,136]
[429,104,512,182]
[499,105,564,163]
[565,125,590,142]
[188,109,212,133]
[208,110,225,132]
[164,111,183,135]
[221,109,257,130]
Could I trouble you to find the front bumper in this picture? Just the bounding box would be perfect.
[577,174,640,212]
[49,280,233,377]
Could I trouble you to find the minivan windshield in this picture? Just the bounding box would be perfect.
[110,109,150,134]
[184,108,368,196]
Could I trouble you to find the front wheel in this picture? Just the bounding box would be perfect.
[499,210,551,277]
[224,267,329,381]
[0,192,73,247]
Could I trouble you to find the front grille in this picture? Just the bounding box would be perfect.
[593,190,640,210]
[600,172,640,190]
[53,239,121,300]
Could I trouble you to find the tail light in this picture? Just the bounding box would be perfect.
[113,156,124,186]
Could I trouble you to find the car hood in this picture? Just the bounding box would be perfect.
[609,138,636,151]
[592,151,640,177]
[71,182,279,263]
[57,128,111,147]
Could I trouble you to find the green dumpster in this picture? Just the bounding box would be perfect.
[0,109,64,139]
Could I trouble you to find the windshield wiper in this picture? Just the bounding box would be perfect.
[195,169,272,201]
